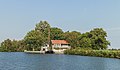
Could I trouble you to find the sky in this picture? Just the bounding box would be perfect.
[0,0,120,49]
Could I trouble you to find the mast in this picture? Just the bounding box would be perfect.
[48,26,51,51]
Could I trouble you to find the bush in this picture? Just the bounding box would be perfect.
[64,48,120,59]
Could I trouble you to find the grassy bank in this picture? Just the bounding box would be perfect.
[64,48,120,59]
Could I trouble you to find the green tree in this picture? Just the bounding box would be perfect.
[1,39,13,52]
[50,27,64,40]
[35,21,51,45]
[18,40,26,51]
[0,20,111,52]
[11,40,18,51]
[24,30,45,51]
[0,39,26,52]
[90,28,110,49]
[11,40,26,52]
[79,33,92,48]
[64,31,81,48]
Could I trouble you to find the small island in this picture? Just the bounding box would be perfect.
[0,21,120,59]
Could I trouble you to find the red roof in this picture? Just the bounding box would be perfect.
[51,40,69,44]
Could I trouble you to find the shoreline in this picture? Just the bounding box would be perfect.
[64,49,120,59]
[1,50,120,59]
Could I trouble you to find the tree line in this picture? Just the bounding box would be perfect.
[0,21,110,52]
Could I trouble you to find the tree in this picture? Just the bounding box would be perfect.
[1,39,12,52]
[24,30,45,51]
[63,31,81,48]
[76,28,110,50]
[79,33,92,48]
[35,21,51,46]
[90,28,110,49]
[11,40,26,52]
[50,27,64,40]
[0,20,111,52]
[35,21,50,32]
[0,39,26,52]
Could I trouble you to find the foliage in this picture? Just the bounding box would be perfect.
[64,48,120,59]
[0,21,110,52]
[50,27,64,40]
[63,31,81,48]
[0,39,25,52]
[78,28,110,50]
[89,28,110,49]
[0,39,12,52]
[35,21,50,43]
[24,30,45,51]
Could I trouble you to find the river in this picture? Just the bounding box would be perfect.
[0,52,120,70]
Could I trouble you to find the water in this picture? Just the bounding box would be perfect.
[0,52,120,70]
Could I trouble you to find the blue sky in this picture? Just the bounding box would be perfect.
[0,0,120,49]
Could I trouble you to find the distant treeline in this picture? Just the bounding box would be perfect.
[0,21,110,52]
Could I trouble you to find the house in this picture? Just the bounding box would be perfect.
[41,40,71,53]
[51,40,71,53]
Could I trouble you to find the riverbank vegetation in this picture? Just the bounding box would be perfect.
[0,20,116,59]
[64,48,120,59]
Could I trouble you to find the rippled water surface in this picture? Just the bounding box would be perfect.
[0,52,120,70]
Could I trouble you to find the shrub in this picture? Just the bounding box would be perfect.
[64,48,120,59]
